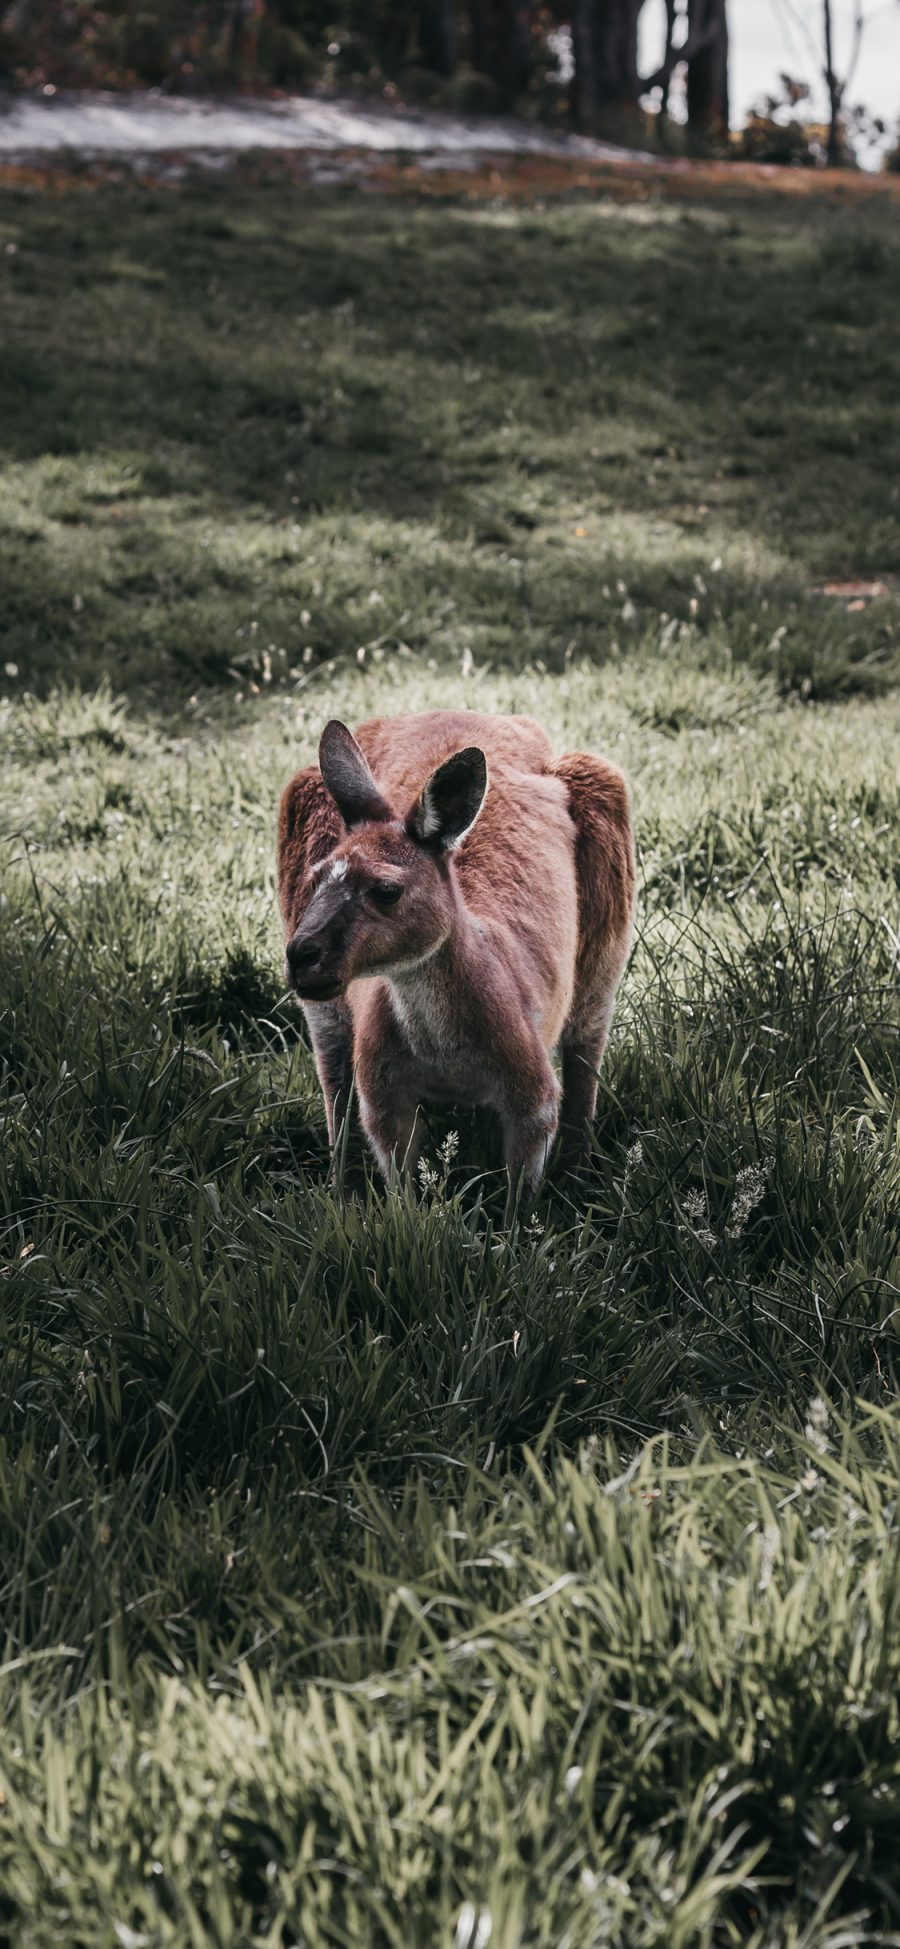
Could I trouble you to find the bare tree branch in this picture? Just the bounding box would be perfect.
[769,0,824,75]
[841,0,866,99]
[641,10,718,91]
[659,0,678,113]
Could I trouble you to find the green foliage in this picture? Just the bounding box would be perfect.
[738,112,823,167]
[0,177,899,1941]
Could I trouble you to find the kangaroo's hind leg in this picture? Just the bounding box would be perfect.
[552,751,636,1169]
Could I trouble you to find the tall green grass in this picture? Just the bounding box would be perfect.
[0,176,899,1942]
[3,1423,900,1945]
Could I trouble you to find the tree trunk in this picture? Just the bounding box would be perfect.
[571,0,597,129]
[469,0,492,71]
[596,0,641,109]
[572,0,642,128]
[822,0,841,164]
[506,1,533,93]
[686,0,729,139]
[658,0,677,120]
[469,0,532,95]
[419,0,457,77]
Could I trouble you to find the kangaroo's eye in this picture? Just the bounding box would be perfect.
[371,881,403,908]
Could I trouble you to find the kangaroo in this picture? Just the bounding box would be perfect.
[277,711,635,1192]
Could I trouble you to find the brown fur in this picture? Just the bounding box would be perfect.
[276,711,635,1190]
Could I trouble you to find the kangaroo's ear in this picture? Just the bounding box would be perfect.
[318,721,392,828]
[407,747,488,853]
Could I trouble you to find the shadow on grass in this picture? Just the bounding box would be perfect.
[1,183,898,694]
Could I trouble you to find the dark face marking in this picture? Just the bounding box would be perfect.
[285,828,446,998]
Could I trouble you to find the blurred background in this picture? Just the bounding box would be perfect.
[1,0,899,169]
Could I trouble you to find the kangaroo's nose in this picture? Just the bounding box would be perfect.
[286,937,322,979]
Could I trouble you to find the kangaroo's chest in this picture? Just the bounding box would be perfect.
[388,981,495,1106]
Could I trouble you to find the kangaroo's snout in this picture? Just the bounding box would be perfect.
[285,872,353,999]
[285,920,347,1000]
[286,936,321,978]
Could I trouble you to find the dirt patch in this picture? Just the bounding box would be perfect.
[2,89,899,202]
[4,144,900,205]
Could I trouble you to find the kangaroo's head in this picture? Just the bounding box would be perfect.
[284,720,488,1001]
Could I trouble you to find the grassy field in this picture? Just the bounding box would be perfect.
[1,169,899,1945]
